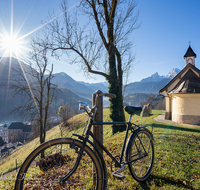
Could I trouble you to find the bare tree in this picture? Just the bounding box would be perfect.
[57,103,78,127]
[43,0,139,134]
[58,103,69,126]
[10,39,57,145]
[11,134,21,143]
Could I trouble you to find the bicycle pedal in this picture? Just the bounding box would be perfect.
[112,172,125,180]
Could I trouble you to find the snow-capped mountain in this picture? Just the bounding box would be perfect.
[140,72,164,83]
[165,68,181,79]
[125,68,181,94]
[140,68,180,83]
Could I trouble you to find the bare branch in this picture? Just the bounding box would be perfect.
[10,39,58,144]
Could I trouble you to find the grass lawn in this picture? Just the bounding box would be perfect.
[0,109,199,189]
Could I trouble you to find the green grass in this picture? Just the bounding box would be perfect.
[0,109,200,189]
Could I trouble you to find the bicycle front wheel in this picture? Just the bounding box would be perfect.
[126,129,154,182]
[15,138,103,190]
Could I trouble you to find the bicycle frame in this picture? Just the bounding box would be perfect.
[74,113,148,168]
[60,118,131,183]
[59,117,152,187]
[60,113,151,185]
[91,116,132,167]
[60,97,152,184]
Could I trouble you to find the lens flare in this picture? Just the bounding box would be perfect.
[0,33,24,56]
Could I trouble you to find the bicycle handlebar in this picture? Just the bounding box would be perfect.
[79,92,116,117]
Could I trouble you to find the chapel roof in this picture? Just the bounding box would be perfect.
[159,63,200,93]
[169,69,200,93]
[184,45,196,58]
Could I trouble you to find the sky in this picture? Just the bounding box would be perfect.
[0,0,200,84]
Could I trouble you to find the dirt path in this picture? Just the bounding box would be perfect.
[1,168,19,177]
[154,113,200,128]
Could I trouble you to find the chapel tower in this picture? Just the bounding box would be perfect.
[184,45,196,66]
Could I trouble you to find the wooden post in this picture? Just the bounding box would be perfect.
[92,90,103,155]
[16,159,17,172]
[92,90,103,186]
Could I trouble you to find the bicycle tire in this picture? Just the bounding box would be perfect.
[14,138,103,190]
[126,129,154,182]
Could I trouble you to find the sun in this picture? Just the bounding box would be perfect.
[0,33,25,57]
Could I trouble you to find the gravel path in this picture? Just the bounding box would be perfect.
[154,113,199,128]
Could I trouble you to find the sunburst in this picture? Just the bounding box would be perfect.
[0,0,82,98]
[0,33,25,57]
[0,0,27,59]
[0,0,82,59]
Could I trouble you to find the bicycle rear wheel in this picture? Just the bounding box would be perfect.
[15,138,103,190]
[126,129,154,182]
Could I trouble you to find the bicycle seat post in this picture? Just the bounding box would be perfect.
[128,114,132,123]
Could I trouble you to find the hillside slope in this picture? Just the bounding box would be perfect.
[0,57,91,121]
[0,109,199,189]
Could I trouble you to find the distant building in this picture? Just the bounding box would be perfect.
[159,45,200,125]
[13,142,23,147]
[0,141,23,157]
[0,145,15,157]
[2,122,32,143]
[0,136,5,147]
[2,124,8,143]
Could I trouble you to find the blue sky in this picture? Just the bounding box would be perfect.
[133,0,200,81]
[0,0,200,83]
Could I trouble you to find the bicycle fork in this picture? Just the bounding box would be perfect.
[60,119,96,185]
[59,138,87,186]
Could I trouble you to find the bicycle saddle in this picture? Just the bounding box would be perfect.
[124,106,142,115]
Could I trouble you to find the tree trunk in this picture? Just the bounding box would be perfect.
[40,123,45,158]
[107,47,126,134]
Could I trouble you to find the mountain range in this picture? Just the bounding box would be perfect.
[0,57,91,121]
[0,57,180,121]
[51,72,108,100]
[125,68,180,95]
[50,68,180,97]
[140,68,180,83]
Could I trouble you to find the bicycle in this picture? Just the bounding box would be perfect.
[15,92,154,190]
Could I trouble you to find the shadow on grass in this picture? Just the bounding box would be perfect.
[153,123,200,133]
[137,174,196,190]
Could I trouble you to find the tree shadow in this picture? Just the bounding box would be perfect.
[153,123,200,133]
[136,174,196,190]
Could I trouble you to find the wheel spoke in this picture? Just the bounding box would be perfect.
[127,130,154,182]
[15,138,103,190]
